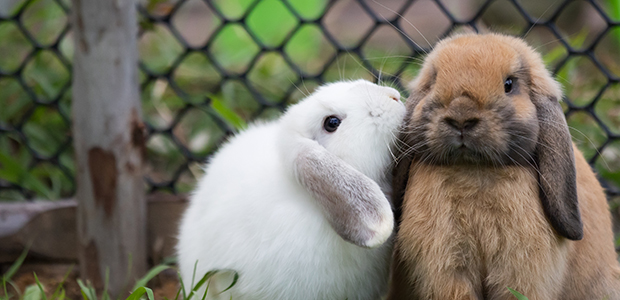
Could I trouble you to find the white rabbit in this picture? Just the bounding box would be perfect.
[176,79,406,300]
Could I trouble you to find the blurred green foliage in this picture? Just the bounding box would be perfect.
[0,0,619,200]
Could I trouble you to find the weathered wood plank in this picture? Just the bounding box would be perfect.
[0,194,187,264]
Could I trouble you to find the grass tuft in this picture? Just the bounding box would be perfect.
[2,253,238,300]
[507,287,529,300]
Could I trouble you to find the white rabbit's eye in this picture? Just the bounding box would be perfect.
[504,77,515,93]
[323,116,341,132]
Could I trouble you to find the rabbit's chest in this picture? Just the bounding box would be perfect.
[400,163,558,284]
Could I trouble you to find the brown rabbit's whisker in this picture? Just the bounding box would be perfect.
[386,137,399,163]
[507,132,560,157]
[396,124,428,134]
[565,127,610,169]
[370,0,432,54]
[509,140,538,164]
[508,152,547,192]
[532,37,567,53]
[395,142,429,164]
[505,143,551,197]
[364,55,427,65]
[390,133,410,152]
[523,0,559,39]
[507,140,569,202]
[536,119,611,170]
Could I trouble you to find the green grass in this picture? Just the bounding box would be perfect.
[0,250,531,300]
[1,249,239,300]
[507,287,529,300]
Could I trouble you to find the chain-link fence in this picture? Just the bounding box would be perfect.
[0,0,619,201]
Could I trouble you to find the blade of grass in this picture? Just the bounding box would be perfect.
[507,287,529,300]
[177,271,187,300]
[145,288,155,300]
[200,280,209,300]
[8,280,23,300]
[102,268,110,300]
[2,246,29,281]
[131,264,172,292]
[172,285,182,300]
[125,287,155,300]
[190,261,198,294]
[33,273,48,300]
[217,271,239,294]
[51,265,74,300]
[2,246,29,300]
[76,279,97,300]
[185,270,220,300]
[124,287,144,300]
[88,283,97,300]
[2,276,7,300]
[23,284,42,300]
[58,288,66,300]
[79,289,89,300]
[210,96,247,131]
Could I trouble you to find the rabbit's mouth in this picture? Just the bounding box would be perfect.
[423,143,498,166]
[415,123,536,167]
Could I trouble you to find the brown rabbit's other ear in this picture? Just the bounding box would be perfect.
[392,67,436,224]
[293,139,394,248]
[391,98,424,224]
[532,95,583,241]
[392,150,412,225]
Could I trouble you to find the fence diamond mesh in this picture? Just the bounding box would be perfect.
[0,0,619,202]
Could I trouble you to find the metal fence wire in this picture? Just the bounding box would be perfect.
[0,0,619,201]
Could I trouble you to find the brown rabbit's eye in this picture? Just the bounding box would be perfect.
[504,77,514,93]
[323,116,341,132]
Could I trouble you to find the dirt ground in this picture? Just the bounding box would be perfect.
[1,263,181,300]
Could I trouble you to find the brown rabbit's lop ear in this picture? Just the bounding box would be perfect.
[527,63,583,240]
[293,139,394,248]
[510,33,583,240]
[533,95,582,240]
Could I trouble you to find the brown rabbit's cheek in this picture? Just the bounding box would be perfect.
[512,94,537,121]
[402,98,440,160]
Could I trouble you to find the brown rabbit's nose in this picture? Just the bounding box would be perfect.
[444,117,479,132]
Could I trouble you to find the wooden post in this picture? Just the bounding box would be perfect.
[71,0,146,296]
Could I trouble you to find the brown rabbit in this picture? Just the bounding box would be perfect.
[389,33,620,300]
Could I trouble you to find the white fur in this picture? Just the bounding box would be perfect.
[177,80,406,300]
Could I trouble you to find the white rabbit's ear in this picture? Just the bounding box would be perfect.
[293,139,394,248]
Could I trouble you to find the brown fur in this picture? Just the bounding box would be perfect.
[389,33,620,300]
